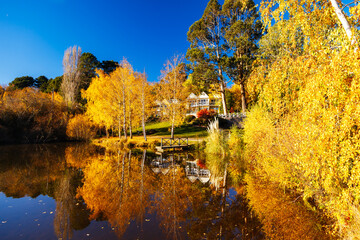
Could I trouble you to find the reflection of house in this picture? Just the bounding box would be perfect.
[150,155,180,175]
[187,92,221,117]
[185,160,211,184]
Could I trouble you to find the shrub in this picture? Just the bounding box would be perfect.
[0,88,68,143]
[184,115,196,123]
[196,109,217,126]
[66,114,96,141]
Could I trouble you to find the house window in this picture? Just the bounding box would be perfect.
[199,99,208,105]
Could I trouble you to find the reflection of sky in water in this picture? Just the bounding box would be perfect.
[0,194,56,239]
[0,193,120,240]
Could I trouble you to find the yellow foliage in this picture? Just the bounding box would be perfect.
[66,114,96,141]
[244,0,360,237]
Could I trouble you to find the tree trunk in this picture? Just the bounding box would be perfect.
[118,115,121,139]
[329,0,355,45]
[129,108,133,139]
[240,81,247,113]
[122,92,127,140]
[219,81,228,115]
[171,122,175,139]
[105,128,109,138]
[141,75,147,142]
[217,47,228,115]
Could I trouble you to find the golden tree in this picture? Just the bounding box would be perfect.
[158,55,188,139]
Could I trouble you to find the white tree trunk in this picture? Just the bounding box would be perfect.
[329,0,355,45]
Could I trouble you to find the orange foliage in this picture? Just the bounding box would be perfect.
[245,174,333,240]
[0,88,68,143]
[66,114,96,141]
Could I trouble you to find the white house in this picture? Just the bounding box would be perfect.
[187,92,221,117]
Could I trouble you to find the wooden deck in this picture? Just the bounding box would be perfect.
[155,137,189,152]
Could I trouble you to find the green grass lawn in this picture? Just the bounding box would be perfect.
[134,121,208,138]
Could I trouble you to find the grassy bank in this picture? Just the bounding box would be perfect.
[135,121,208,138]
[93,121,208,150]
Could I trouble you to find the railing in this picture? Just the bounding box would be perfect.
[189,102,217,107]
[161,137,189,148]
[218,112,246,118]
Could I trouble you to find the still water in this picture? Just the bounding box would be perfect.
[0,143,330,240]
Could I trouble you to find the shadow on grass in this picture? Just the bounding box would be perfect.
[139,122,208,138]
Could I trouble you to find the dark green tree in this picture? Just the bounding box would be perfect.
[9,76,35,90]
[46,76,63,93]
[223,0,262,113]
[101,60,119,74]
[78,52,100,91]
[35,75,49,92]
[187,0,229,115]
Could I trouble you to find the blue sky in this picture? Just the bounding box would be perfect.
[0,0,215,85]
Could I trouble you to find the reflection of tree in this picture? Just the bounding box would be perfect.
[186,189,264,239]
[64,143,101,169]
[77,150,155,238]
[54,170,74,240]
[53,167,91,240]
[154,156,202,240]
[245,174,333,240]
[0,144,67,198]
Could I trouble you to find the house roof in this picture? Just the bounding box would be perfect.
[188,93,197,99]
[198,92,209,99]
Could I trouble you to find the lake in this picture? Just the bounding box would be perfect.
[0,143,331,239]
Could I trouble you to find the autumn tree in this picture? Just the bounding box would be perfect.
[83,69,115,137]
[61,46,82,107]
[158,55,188,139]
[136,72,154,141]
[244,0,360,237]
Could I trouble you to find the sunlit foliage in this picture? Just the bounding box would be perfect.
[66,114,96,141]
[244,0,360,237]
[83,60,154,140]
[158,55,188,139]
[0,88,68,143]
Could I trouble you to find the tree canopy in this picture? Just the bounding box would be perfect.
[8,76,35,90]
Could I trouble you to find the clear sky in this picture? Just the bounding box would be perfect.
[0,0,216,85]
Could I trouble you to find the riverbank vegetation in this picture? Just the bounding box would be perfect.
[243,0,360,238]
[2,0,360,238]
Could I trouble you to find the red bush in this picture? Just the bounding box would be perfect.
[196,109,216,119]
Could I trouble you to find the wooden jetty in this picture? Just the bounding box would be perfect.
[155,137,189,153]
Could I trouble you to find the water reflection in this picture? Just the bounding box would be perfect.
[0,143,332,239]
